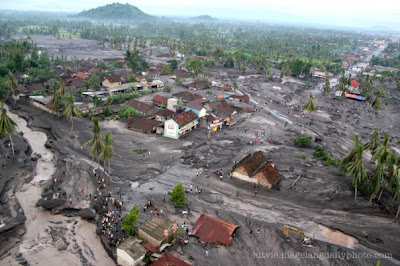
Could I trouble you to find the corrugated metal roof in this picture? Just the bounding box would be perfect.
[192,215,238,246]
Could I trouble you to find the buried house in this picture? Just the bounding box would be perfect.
[117,237,148,266]
[192,215,238,246]
[230,151,281,189]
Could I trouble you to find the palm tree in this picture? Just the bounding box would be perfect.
[302,93,317,129]
[283,64,291,77]
[63,93,81,135]
[370,94,382,117]
[99,132,115,175]
[6,71,18,98]
[369,135,392,202]
[392,166,400,221]
[0,107,17,157]
[50,87,63,118]
[364,129,379,153]
[339,135,368,202]
[58,78,65,96]
[323,77,330,94]
[82,118,104,166]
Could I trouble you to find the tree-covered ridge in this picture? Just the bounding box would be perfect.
[76,3,153,20]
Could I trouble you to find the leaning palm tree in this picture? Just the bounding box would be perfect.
[323,77,330,94]
[82,118,104,166]
[364,129,379,153]
[339,135,368,202]
[63,92,81,135]
[302,93,317,129]
[99,132,115,175]
[0,107,17,157]
[370,94,382,117]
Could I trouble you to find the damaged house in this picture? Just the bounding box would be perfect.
[230,151,281,189]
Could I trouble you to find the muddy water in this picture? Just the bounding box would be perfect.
[2,106,115,266]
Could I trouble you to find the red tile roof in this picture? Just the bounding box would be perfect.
[351,80,360,88]
[152,253,190,266]
[232,151,281,186]
[140,241,157,253]
[240,151,268,176]
[76,71,87,79]
[152,95,168,106]
[192,215,238,246]
[173,110,198,127]
[186,102,203,111]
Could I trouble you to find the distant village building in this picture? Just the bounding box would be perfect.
[138,216,176,249]
[102,76,122,88]
[192,215,238,246]
[106,83,136,96]
[155,109,175,123]
[231,151,281,189]
[126,99,154,115]
[152,95,169,107]
[164,110,198,139]
[184,80,209,90]
[311,69,327,78]
[172,91,203,103]
[171,69,188,79]
[230,94,250,103]
[167,98,178,112]
[117,237,147,266]
[127,117,161,134]
[185,101,207,117]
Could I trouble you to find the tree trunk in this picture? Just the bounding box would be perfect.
[70,117,74,136]
[108,159,111,176]
[9,134,15,157]
[103,158,107,176]
[395,205,400,222]
[355,180,358,202]
[307,114,311,130]
[377,182,386,201]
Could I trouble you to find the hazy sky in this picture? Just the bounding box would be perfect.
[1,0,400,28]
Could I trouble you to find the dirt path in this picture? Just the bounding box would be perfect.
[0,106,115,266]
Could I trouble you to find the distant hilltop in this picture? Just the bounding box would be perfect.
[189,15,218,22]
[76,3,153,21]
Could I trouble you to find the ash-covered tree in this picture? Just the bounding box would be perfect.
[122,205,140,236]
[302,93,317,129]
[169,182,187,207]
[323,77,331,94]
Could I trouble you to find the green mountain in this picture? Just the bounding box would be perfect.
[76,3,153,21]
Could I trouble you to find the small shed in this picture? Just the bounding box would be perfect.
[192,215,238,246]
[117,237,147,266]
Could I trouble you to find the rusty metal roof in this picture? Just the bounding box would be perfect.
[192,215,238,246]
[152,253,190,266]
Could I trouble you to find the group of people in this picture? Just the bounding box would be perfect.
[186,184,203,193]
[100,191,124,246]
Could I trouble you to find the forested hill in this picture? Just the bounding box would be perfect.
[189,15,218,22]
[76,3,153,21]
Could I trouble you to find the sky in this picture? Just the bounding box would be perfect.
[1,0,400,29]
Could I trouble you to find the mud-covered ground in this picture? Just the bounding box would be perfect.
[1,40,400,265]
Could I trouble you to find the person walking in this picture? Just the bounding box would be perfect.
[205,250,209,257]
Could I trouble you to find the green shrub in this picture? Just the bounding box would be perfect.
[312,145,336,166]
[164,86,172,92]
[293,134,312,147]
